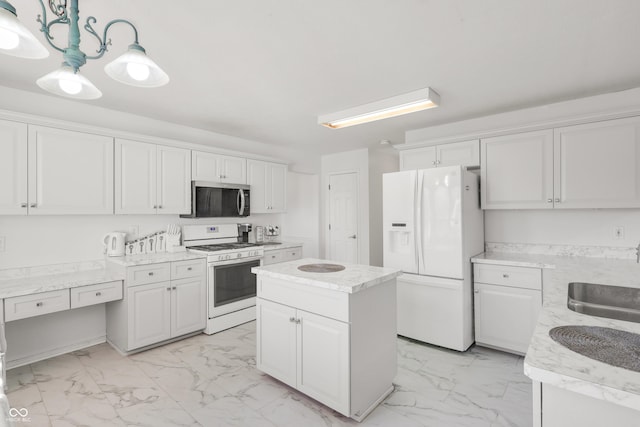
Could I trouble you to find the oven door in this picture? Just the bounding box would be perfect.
[209,258,261,317]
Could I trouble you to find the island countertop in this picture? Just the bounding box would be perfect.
[251,258,401,294]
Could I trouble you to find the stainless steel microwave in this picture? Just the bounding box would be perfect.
[181,181,250,218]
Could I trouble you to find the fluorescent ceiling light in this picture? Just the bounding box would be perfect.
[318,87,440,129]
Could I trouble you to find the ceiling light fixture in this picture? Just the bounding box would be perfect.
[0,0,169,100]
[318,87,440,129]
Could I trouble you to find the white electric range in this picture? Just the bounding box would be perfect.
[183,224,264,334]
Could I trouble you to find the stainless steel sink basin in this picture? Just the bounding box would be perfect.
[568,282,640,323]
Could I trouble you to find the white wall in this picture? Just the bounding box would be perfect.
[282,172,320,258]
[368,147,399,266]
[485,209,640,248]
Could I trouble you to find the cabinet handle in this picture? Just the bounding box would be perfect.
[172,286,177,290]
[166,287,171,291]
[436,160,441,165]
[153,205,158,209]
[474,290,479,294]
[21,203,27,208]
[502,274,509,278]
[555,198,560,203]
[30,203,37,208]
[295,318,301,324]
[36,302,43,307]
[289,317,296,323]
[546,199,553,203]
[148,272,154,276]
[158,205,163,209]
[96,292,102,297]
[187,267,192,271]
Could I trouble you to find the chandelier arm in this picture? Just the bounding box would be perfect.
[37,18,68,53]
[84,19,139,61]
[48,0,67,19]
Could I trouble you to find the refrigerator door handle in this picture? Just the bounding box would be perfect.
[416,170,424,274]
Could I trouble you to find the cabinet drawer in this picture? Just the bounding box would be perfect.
[263,251,284,265]
[258,276,349,322]
[5,289,70,322]
[70,281,123,309]
[171,259,205,280]
[474,264,541,290]
[127,263,171,286]
[283,247,302,262]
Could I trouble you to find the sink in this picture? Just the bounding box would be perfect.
[550,325,640,372]
[567,282,640,323]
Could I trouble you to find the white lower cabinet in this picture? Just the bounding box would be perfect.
[256,275,396,421]
[107,259,206,352]
[473,263,542,354]
[262,246,303,265]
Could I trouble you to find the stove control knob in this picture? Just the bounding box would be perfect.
[218,255,224,261]
[226,255,231,260]
[237,253,242,258]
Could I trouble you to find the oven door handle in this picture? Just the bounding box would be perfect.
[237,189,246,215]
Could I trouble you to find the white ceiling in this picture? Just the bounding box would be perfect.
[2,1,640,157]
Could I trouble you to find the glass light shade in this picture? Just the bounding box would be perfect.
[36,65,102,100]
[104,45,169,88]
[0,6,49,59]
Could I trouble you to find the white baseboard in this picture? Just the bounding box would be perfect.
[7,335,106,370]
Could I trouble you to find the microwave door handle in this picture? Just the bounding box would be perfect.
[238,189,246,215]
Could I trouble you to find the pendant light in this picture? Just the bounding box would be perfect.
[0,0,169,100]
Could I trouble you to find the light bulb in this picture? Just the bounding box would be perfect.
[0,27,19,50]
[126,62,150,81]
[58,78,82,95]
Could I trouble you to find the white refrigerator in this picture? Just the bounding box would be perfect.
[383,166,484,351]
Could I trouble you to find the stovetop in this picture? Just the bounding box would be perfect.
[187,242,263,252]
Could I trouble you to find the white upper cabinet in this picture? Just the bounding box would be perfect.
[553,117,640,209]
[191,151,247,184]
[482,116,640,210]
[481,130,554,209]
[247,160,287,213]
[28,126,114,215]
[0,120,28,215]
[115,139,191,215]
[400,140,479,170]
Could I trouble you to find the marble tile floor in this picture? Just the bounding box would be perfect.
[6,322,532,427]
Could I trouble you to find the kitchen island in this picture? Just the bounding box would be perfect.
[252,258,401,422]
[473,250,640,427]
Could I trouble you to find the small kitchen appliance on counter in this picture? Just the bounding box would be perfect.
[103,232,126,256]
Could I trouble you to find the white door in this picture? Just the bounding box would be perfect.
[481,130,554,209]
[247,160,269,213]
[418,167,463,279]
[171,277,206,337]
[256,298,297,388]
[191,151,221,182]
[382,170,418,273]
[28,126,114,215]
[269,163,287,212]
[157,146,191,214]
[400,146,436,170]
[328,173,358,263]
[297,309,350,416]
[437,140,480,168]
[219,155,247,184]
[554,117,640,209]
[115,139,157,214]
[0,120,28,215]
[128,282,172,350]
[474,283,541,354]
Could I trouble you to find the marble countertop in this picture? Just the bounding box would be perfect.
[0,268,123,299]
[105,252,206,266]
[476,251,640,411]
[252,258,401,294]
[261,241,303,251]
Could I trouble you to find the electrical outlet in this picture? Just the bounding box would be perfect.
[614,226,625,239]
[0,236,5,252]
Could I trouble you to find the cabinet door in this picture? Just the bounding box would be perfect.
[171,276,206,337]
[554,117,640,209]
[115,139,157,214]
[28,126,114,215]
[481,130,554,209]
[219,155,247,184]
[157,146,191,214]
[256,298,297,388]
[437,140,480,168]
[297,309,350,416]
[399,146,436,170]
[247,159,269,213]
[191,151,221,182]
[0,120,28,215]
[474,283,541,354]
[269,163,287,212]
[127,282,172,350]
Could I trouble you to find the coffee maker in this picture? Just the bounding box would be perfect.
[238,223,253,243]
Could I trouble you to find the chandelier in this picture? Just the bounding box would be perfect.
[0,0,169,100]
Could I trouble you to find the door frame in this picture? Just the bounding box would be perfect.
[326,170,360,263]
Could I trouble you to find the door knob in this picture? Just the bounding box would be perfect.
[348,235,357,239]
